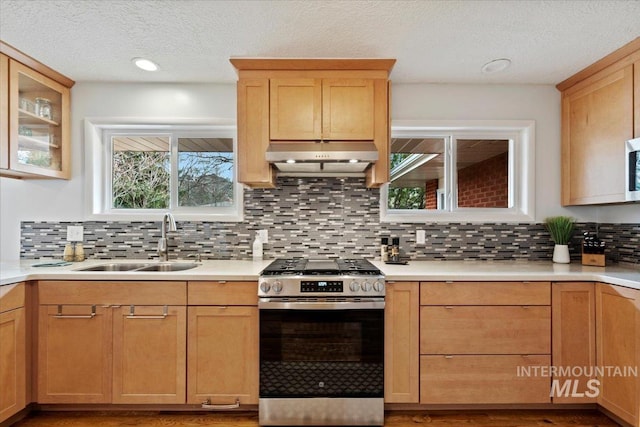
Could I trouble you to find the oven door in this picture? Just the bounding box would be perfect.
[259,299,384,399]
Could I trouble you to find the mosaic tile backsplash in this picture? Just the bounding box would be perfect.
[21,177,640,264]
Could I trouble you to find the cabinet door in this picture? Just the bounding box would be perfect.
[38,305,112,403]
[322,79,374,140]
[270,78,321,140]
[237,78,274,187]
[561,65,633,205]
[420,306,550,355]
[596,284,640,426]
[551,282,596,403]
[384,282,419,403]
[112,305,186,404]
[187,306,258,405]
[8,59,70,179]
[365,79,390,187]
[420,355,551,404]
[0,53,8,170]
[0,307,26,423]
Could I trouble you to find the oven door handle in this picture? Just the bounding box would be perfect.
[258,299,385,310]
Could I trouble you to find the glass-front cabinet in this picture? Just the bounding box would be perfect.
[0,45,72,179]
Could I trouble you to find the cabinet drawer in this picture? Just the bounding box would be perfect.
[0,282,25,313]
[420,281,550,306]
[188,281,258,306]
[420,306,550,354]
[420,355,551,404]
[38,281,187,305]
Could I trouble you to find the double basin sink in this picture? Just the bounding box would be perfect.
[76,262,199,272]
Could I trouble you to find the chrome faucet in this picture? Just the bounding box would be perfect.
[157,213,177,261]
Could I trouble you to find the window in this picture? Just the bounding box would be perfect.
[381,120,535,223]
[85,120,242,221]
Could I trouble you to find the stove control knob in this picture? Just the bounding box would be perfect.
[361,281,372,292]
[272,280,283,294]
[349,281,360,292]
[373,281,384,293]
[259,281,271,293]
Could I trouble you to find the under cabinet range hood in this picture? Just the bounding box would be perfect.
[265,141,379,176]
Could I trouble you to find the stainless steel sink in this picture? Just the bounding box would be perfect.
[135,262,199,272]
[75,262,199,272]
[76,263,151,271]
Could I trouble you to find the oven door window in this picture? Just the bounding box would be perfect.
[260,309,384,398]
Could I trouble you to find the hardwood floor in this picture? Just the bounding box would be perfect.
[11,410,621,426]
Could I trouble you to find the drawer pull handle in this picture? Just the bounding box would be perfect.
[56,305,96,319]
[201,398,240,410]
[445,281,454,284]
[444,355,454,359]
[127,305,169,319]
[445,306,454,309]
[218,280,227,284]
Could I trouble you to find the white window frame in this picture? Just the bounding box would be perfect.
[84,118,243,222]
[381,120,535,223]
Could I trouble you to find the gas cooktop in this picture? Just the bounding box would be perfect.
[260,258,382,276]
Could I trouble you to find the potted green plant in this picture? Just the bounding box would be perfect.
[544,216,575,263]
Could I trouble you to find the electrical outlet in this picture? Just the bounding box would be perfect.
[258,229,268,244]
[67,225,84,242]
[416,229,426,244]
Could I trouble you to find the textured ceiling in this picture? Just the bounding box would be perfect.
[0,0,638,84]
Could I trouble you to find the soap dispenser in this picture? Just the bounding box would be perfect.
[252,234,263,261]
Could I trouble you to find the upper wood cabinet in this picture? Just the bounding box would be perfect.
[0,42,74,180]
[557,37,640,205]
[231,58,394,188]
[270,78,374,141]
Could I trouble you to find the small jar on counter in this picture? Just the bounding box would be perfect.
[74,243,85,262]
[63,243,75,262]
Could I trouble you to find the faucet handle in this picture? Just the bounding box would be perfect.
[187,253,202,263]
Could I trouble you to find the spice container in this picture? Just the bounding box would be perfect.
[380,237,389,262]
[63,243,75,262]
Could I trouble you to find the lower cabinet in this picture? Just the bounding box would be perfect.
[0,283,26,423]
[419,281,551,404]
[551,282,597,403]
[596,283,640,427]
[384,282,419,403]
[37,281,187,404]
[420,355,551,404]
[112,306,186,404]
[38,305,112,403]
[187,281,259,405]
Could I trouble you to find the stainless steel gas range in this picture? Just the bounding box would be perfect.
[258,258,385,426]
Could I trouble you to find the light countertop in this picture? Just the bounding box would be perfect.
[1,258,639,290]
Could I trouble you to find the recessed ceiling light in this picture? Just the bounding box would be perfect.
[349,159,359,163]
[132,57,159,72]
[286,159,296,164]
[481,58,511,74]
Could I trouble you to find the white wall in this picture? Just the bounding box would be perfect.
[1,81,636,260]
